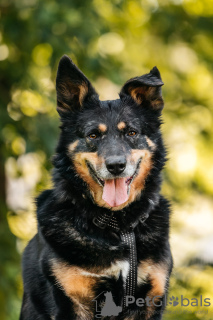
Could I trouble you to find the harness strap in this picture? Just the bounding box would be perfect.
[93,212,149,308]
[120,230,137,308]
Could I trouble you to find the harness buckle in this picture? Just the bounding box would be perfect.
[139,213,149,224]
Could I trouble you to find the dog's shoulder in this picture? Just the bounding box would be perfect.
[36,189,53,208]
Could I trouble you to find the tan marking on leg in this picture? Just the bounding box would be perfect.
[52,259,129,319]
[138,259,168,319]
[138,259,167,295]
[98,123,107,132]
[52,261,96,319]
[117,121,126,130]
[145,136,156,150]
[52,262,97,298]
[68,140,79,153]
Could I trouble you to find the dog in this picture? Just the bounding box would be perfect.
[20,55,173,320]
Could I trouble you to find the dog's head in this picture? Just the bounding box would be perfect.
[55,55,164,211]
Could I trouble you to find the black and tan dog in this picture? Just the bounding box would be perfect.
[20,55,173,320]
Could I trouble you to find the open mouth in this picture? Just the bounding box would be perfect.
[86,159,141,188]
[86,158,142,207]
[86,161,105,187]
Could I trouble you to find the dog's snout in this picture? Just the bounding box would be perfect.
[105,156,126,175]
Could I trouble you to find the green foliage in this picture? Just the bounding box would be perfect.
[0,0,213,319]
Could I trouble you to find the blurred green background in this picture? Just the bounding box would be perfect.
[1,0,213,319]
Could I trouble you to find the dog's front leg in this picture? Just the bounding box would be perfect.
[135,257,172,320]
[142,294,167,320]
[53,286,78,320]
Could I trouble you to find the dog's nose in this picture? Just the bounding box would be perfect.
[106,156,126,175]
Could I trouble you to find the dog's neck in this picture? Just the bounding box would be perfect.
[52,159,162,232]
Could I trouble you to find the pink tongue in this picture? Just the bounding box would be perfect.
[102,178,129,207]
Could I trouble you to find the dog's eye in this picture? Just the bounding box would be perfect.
[128,131,137,137]
[89,133,97,139]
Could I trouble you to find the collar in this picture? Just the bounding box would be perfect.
[70,194,150,231]
[92,211,149,231]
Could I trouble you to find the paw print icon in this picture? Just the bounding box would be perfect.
[169,296,179,307]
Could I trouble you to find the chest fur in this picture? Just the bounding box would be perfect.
[52,259,130,300]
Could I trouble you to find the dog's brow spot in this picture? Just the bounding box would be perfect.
[145,136,156,150]
[117,122,126,130]
[98,124,107,132]
[68,140,79,153]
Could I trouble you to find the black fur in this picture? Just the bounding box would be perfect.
[20,55,173,320]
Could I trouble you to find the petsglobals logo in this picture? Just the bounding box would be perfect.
[125,294,211,308]
[168,295,211,308]
[93,291,123,318]
[92,292,211,318]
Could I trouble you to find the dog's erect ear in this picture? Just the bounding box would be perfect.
[120,67,164,110]
[56,55,98,114]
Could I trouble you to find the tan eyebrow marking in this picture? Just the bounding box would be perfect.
[68,140,79,153]
[117,121,126,130]
[98,124,107,132]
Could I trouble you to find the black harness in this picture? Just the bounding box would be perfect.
[93,212,149,308]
